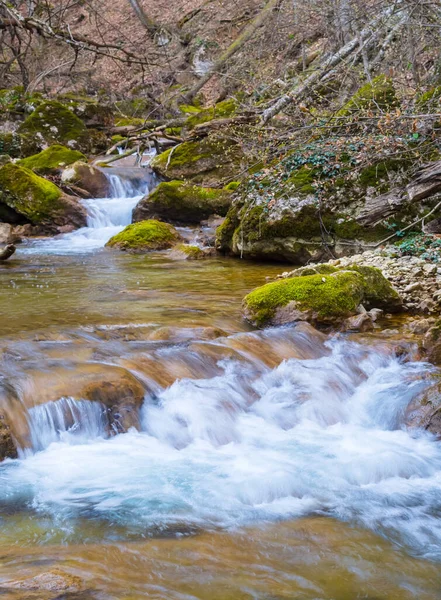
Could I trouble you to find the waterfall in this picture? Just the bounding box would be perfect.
[2,326,441,558]
[27,397,108,452]
[24,167,153,254]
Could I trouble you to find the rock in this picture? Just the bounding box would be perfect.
[242,265,401,328]
[151,137,245,186]
[243,270,365,327]
[406,318,432,335]
[81,372,145,433]
[423,322,441,364]
[405,381,441,437]
[0,244,16,261]
[424,263,438,276]
[337,75,399,116]
[106,219,181,252]
[0,415,17,462]
[133,181,233,225]
[404,282,422,293]
[18,145,86,175]
[8,568,83,593]
[184,99,237,130]
[368,308,384,322]
[0,163,87,232]
[169,244,206,260]
[18,100,87,150]
[0,223,19,244]
[343,312,375,332]
[61,161,111,197]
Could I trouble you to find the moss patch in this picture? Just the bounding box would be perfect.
[18,145,85,174]
[133,180,232,224]
[185,99,237,129]
[175,244,205,259]
[243,271,365,327]
[106,220,180,252]
[347,265,401,310]
[18,101,86,146]
[0,163,63,223]
[338,75,399,116]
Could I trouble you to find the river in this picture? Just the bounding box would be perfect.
[0,168,441,599]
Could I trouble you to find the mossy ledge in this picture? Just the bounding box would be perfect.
[242,265,401,327]
[133,181,233,224]
[18,145,85,174]
[106,220,181,253]
[18,101,86,146]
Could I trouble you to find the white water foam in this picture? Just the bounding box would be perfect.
[23,171,148,254]
[1,336,441,558]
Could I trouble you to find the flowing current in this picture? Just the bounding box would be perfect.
[3,168,441,597]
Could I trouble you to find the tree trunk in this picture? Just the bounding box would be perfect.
[183,0,283,103]
[127,0,160,36]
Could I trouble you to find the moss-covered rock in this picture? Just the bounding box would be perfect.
[171,244,205,260]
[0,132,41,158]
[404,381,441,437]
[133,181,233,224]
[243,271,365,327]
[185,99,237,130]
[18,101,87,149]
[151,137,245,186]
[106,219,181,252]
[0,163,86,230]
[18,145,85,175]
[338,75,399,116]
[242,264,401,327]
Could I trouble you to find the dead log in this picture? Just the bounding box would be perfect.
[407,161,441,202]
[0,245,16,261]
[356,188,407,226]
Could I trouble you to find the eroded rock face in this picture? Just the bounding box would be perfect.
[405,381,441,437]
[133,181,232,225]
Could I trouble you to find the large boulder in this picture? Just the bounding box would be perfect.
[242,265,401,328]
[18,145,86,175]
[61,161,111,197]
[0,163,87,232]
[151,137,245,186]
[133,181,233,224]
[18,100,87,150]
[106,219,181,252]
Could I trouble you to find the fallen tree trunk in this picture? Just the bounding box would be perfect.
[0,245,16,261]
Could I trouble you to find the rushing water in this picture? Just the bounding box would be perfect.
[1,168,441,599]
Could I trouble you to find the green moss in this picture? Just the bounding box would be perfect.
[333,217,389,241]
[18,145,85,174]
[151,137,244,184]
[358,158,411,188]
[114,117,145,127]
[179,104,202,115]
[165,127,182,136]
[243,271,365,327]
[106,219,180,252]
[185,99,237,129]
[283,166,317,195]
[18,101,86,145]
[111,135,126,144]
[347,265,401,310]
[224,181,240,191]
[0,132,41,158]
[0,163,62,223]
[338,75,399,116]
[135,181,232,224]
[175,244,204,259]
[416,86,441,111]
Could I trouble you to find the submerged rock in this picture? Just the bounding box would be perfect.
[8,568,83,593]
[106,219,181,252]
[169,244,206,260]
[243,265,400,328]
[151,137,245,186]
[18,145,86,175]
[133,181,233,224]
[0,163,87,232]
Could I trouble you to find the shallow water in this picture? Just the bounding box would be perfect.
[1,173,441,598]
